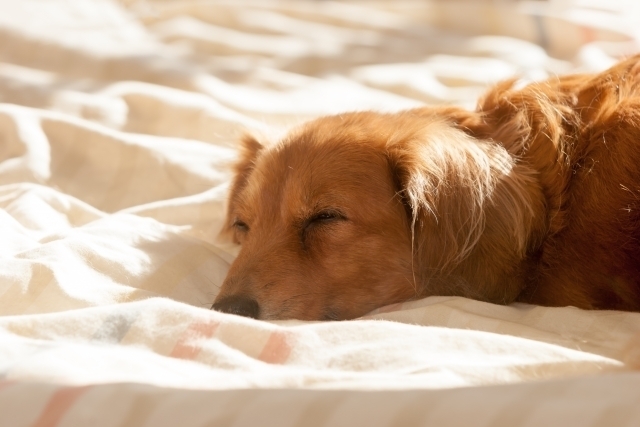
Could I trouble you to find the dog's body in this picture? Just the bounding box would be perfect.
[213,55,640,320]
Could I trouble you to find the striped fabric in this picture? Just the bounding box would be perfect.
[1,0,640,425]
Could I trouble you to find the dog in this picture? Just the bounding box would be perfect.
[212,55,640,320]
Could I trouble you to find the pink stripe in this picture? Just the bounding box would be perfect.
[30,385,91,427]
[580,26,596,43]
[258,331,292,364]
[0,380,16,392]
[170,320,220,360]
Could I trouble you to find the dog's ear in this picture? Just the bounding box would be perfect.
[233,133,263,179]
[230,133,263,210]
[221,134,263,239]
[387,121,507,271]
[386,120,544,303]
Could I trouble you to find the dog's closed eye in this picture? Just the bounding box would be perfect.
[231,218,249,244]
[305,209,346,228]
[301,209,346,245]
[232,218,249,232]
[308,210,345,224]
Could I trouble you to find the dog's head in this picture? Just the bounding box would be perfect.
[213,110,544,320]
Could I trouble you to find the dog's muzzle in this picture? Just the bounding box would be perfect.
[212,295,260,319]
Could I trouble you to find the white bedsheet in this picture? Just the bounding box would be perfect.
[1,1,640,426]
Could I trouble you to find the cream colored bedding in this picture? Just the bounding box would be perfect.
[1,1,640,426]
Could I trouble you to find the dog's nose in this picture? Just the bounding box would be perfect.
[211,295,260,319]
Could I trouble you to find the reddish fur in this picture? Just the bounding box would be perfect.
[214,56,640,320]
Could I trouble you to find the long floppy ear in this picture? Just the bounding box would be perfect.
[219,133,263,240]
[386,119,545,303]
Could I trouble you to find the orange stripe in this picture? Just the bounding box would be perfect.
[30,385,92,427]
[258,331,292,364]
[170,320,220,360]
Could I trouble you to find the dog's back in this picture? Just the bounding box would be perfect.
[480,56,640,310]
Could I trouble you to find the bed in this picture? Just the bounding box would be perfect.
[1,0,640,426]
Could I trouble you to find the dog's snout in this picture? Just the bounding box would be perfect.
[212,295,260,319]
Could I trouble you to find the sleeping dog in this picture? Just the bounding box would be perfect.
[212,55,640,320]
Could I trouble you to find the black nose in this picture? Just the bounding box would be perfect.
[211,295,260,319]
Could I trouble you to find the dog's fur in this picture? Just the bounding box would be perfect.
[212,55,640,320]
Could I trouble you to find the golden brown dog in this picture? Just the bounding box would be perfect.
[212,55,640,320]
